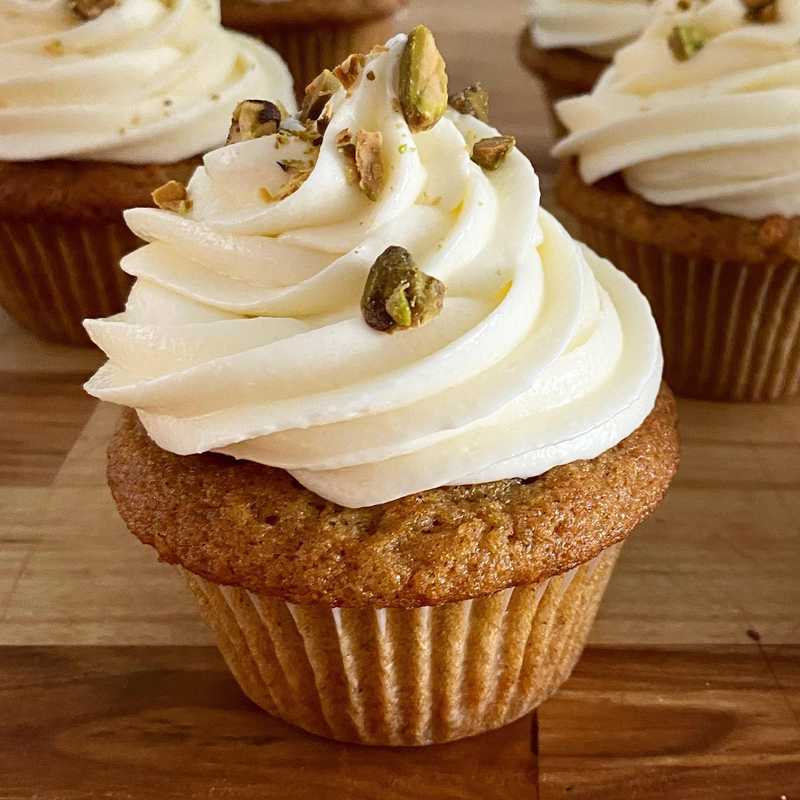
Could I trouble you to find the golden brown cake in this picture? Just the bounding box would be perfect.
[0,0,294,346]
[553,1,800,401]
[222,0,409,96]
[85,28,679,745]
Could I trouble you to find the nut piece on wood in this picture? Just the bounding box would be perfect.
[399,25,448,132]
[361,245,445,333]
[152,180,192,214]
[68,0,116,20]
[226,100,282,145]
[471,135,515,171]
[449,83,489,123]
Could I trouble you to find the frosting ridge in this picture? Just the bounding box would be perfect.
[0,0,295,163]
[85,33,662,507]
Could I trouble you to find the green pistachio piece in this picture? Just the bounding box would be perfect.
[226,100,282,144]
[151,180,191,214]
[471,135,515,171]
[355,130,384,201]
[449,83,490,123]
[741,0,778,21]
[399,25,448,132]
[300,69,341,122]
[68,0,116,20]
[361,246,445,333]
[667,25,708,61]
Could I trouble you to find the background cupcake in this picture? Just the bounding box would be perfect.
[220,0,408,98]
[84,30,678,745]
[0,0,294,346]
[554,0,800,401]
[519,0,655,127]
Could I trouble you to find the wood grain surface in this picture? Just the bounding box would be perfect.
[0,0,799,797]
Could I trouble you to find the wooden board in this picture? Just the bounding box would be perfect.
[1,0,799,795]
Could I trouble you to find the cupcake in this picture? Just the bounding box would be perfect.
[85,28,679,745]
[220,0,408,98]
[520,0,655,124]
[553,0,800,401]
[0,0,295,346]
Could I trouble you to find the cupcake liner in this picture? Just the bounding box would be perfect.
[569,219,800,402]
[181,543,621,746]
[251,17,398,98]
[0,217,136,346]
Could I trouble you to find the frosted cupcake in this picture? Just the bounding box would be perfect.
[554,0,800,401]
[85,28,679,745]
[520,0,655,124]
[0,0,294,345]
[221,0,408,99]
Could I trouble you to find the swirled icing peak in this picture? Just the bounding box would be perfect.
[528,0,655,59]
[85,30,663,507]
[0,0,295,163]
[553,0,800,218]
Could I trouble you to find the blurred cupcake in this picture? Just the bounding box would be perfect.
[85,29,678,745]
[554,0,800,401]
[0,0,294,345]
[519,0,655,129]
[221,0,408,97]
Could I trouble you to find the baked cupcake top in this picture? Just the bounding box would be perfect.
[0,0,295,163]
[85,28,663,508]
[553,0,800,218]
[528,0,654,59]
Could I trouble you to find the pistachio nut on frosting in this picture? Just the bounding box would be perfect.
[528,0,655,59]
[85,29,663,508]
[554,0,800,218]
[0,0,295,163]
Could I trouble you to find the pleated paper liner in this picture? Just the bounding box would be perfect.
[564,217,800,403]
[182,542,620,747]
[240,16,400,101]
[0,218,136,346]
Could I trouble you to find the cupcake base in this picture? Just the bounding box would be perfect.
[517,28,607,135]
[0,218,136,345]
[182,543,621,746]
[557,160,800,402]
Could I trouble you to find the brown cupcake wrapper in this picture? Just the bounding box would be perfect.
[0,217,136,346]
[181,543,620,746]
[568,218,800,402]
[242,16,400,98]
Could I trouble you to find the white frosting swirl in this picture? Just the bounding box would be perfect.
[0,0,295,163]
[84,34,662,508]
[554,0,800,218]
[528,0,654,58]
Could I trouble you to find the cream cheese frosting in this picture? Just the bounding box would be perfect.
[0,0,295,163]
[528,0,655,59]
[553,0,800,218]
[84,33,662,508]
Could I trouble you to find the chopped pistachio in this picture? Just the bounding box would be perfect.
[300,69,341,122]
[334,53,366,92]
[399,25,448,132]
[449,83,489,123]
[43,39,65,56]
[68,0,116,20]
[471,135,515,171]
[152,180,191,214]
[741,0,778,21]
[336,129,359,184]
[355,130,384,201]
[270,160,314,201]
[361,246,445,333]
[667,24,708,61]
[226,100,281,144]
